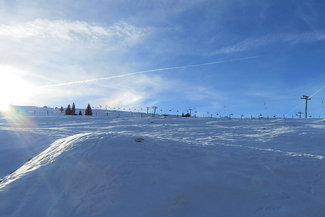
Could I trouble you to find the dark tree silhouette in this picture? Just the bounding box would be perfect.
[60,106,64,113]
[71,103,76,115]
[65,104,71,115]
[85,104,93,116]
[78,110,82,115]
[182,113,191,117]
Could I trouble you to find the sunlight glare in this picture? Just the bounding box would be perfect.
[0,65,35,111]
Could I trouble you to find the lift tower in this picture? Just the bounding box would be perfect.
[301,95,311,118]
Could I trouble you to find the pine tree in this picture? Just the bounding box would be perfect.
[85,104,92,116]
[65,104,71,115]
[60,106,64,113]
[78,110,82,115]
[71,103,76,115]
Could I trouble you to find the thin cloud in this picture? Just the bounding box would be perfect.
[211,31,325,55]
[0,19,148,43]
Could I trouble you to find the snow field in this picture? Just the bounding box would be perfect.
[0,109,325,216]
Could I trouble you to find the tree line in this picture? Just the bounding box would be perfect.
[60,103,93,116]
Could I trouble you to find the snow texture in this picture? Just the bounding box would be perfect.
[0,107,325,217]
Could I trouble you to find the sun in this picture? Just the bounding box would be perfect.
[0,65,34,111]
[0,103,10,112]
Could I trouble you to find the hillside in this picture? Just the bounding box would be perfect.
[0,107,325,217]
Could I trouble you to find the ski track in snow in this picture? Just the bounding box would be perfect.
[107,120,324,160]
[116,129,324,160]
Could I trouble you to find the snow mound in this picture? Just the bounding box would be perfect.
[0,132,92,190]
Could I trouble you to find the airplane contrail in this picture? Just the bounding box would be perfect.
[310,85,325,98]
[39,56,258,88]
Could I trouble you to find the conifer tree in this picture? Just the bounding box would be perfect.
[85,104,93,116]
[78,110,82,115]
[65,104,71,115]
[60,106,64,113]
[72,103,76,115]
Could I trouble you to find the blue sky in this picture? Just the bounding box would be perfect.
[0,0,325,117]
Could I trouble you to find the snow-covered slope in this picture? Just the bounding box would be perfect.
[0,108,325,217]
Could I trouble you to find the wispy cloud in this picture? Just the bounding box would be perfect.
[0,19,149,43]
[0,19,156,107]
[211,31,325,55]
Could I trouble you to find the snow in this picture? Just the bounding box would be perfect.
[0,107,325,216]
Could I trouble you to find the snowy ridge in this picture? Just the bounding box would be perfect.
[0,132,92,191]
